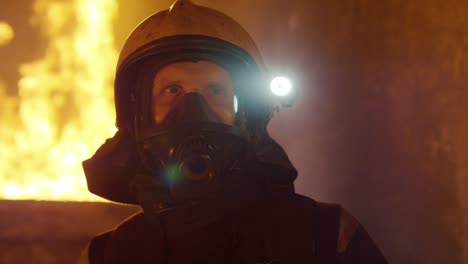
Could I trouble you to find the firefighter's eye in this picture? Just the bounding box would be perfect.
[207,84,225,95]
[162,85,182,94]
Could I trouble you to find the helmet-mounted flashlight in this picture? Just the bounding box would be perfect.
[269,75,296,108]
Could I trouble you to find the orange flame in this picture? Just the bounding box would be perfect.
[0,0,118,201]
[0,21,14,47]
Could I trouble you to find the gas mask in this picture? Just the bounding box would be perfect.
[83,92,297,207]
[133,92,267,215]
[83,64,297,208]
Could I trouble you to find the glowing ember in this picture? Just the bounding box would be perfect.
[0,21,14,46]
[0,0,118,201]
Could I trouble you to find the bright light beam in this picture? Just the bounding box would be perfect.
[270,76,292,96]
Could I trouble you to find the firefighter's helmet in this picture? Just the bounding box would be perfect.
[114,0,271,138]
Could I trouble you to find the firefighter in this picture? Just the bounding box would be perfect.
[79,0,388,263]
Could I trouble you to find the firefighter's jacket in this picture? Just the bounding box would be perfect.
[78,184,387,264]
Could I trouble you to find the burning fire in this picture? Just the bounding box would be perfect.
[0,21,14,47]
[0,0,118,201]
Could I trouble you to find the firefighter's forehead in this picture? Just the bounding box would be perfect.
[152,61,231,83]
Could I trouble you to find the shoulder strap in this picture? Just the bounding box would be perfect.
[313,202,341,263]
